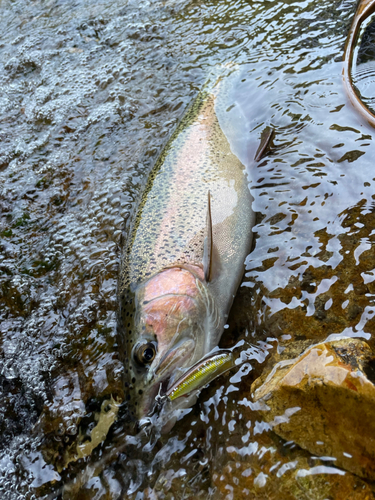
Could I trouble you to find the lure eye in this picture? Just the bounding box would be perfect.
[133,342,157,366]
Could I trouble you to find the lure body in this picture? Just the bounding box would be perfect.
[166,351,234,401]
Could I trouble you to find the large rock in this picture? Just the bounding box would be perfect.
[212,457,375,500]
[251,338,375,480]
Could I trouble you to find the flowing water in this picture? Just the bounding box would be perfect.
[1,0,375,498]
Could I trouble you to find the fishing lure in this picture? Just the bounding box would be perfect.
[166,351,234,401]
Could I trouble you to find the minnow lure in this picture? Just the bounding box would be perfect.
[166,351,234,401]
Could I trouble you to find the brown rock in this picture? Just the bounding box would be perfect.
[212,458,375,500]
[208,365,375,500]
[251,338,375,480]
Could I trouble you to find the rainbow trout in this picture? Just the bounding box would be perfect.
[118,77,254,427]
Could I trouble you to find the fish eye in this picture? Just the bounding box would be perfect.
[133,341,157,366]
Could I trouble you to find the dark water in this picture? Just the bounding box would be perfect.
[1,0,374,498]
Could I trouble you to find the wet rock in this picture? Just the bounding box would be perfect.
[212,457,375,500]
[251,338,375,480]
[205,378,375,500]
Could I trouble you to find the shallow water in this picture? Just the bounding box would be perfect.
[1,0,375,498]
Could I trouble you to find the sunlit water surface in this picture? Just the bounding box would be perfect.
[1,0,375,498]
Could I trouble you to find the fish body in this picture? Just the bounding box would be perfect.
[118,80,254,424]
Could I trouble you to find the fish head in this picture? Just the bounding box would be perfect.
[120,266,219,424]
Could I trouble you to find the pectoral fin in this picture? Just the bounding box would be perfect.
[203,191,212,282]
[254,125,274,161]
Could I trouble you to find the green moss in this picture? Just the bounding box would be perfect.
[52,196,63,206]
[0,229,12,237]
[32,258,60,277]
[12,212,30,228]
[35,177,50,188]
[97,325,112,336]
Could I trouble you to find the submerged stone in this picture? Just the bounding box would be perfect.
[212,457,374,500]
[252,338,375,480]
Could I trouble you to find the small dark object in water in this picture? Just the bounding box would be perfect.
[343,0,375,127]
[254,125,274,161]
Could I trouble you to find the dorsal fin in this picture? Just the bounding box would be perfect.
[254,125,274,161]
[203,191,213,282]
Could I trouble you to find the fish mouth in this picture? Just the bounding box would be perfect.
[140,338,197,417]
[153,338,196,381]
[138,348,235,429]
